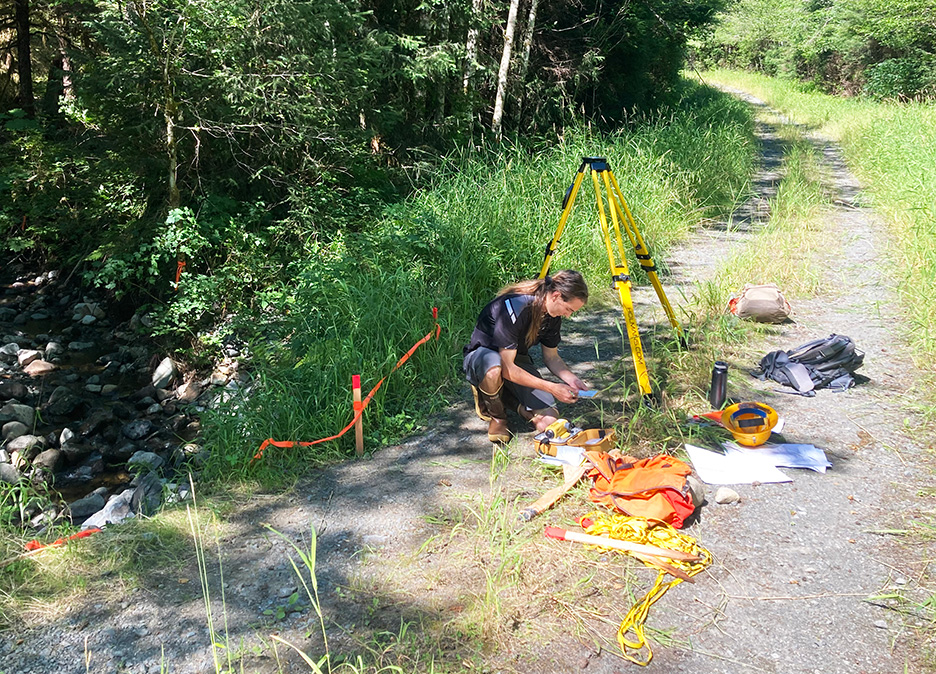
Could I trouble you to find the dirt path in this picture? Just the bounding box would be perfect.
[3,91,933,674]
[629,90,933,674]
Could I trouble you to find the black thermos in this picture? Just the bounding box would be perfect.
[709,361,728,409]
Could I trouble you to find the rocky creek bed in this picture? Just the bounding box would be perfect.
[0,267,243,532]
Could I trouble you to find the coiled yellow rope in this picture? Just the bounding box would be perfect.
[583,512,712,666]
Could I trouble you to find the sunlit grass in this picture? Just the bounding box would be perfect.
[202,79,758,480]
[714,134,826,297]
[0,503,201,630]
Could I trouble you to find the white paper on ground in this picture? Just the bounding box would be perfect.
[724,441,832,473]
[684,443,792,485]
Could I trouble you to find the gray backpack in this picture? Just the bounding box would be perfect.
[753,334,864,396]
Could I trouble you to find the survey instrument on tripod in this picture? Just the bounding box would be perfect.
[539,157,683,401]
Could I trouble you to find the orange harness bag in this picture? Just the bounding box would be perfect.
[585,451,695,528]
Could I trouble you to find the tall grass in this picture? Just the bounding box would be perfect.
[703,69,936,368]
[202,80,757,479]
[714,131,827,297]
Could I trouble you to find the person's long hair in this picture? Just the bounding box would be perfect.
[497,269,589,347]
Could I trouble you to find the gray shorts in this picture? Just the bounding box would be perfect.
[463,347,557,412]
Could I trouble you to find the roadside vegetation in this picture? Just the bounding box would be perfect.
[197,80,757,481]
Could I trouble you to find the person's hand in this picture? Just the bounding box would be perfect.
[552,383,579,404]
[562,373,589,393]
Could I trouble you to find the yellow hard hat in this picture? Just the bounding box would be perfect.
[721,402,778,447]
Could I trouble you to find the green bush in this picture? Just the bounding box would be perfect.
[864,58,936,100]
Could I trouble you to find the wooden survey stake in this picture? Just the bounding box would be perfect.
[352,374,364,456]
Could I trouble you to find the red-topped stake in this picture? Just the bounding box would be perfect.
[352,374,364,456]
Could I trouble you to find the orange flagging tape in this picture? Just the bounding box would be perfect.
[25,528,102,552]
[174,259,186,290]
[253,307,441,461]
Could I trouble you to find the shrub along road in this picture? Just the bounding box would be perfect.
[2,91,934,674]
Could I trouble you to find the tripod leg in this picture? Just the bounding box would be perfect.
[539,160,587,279]
[608,171,684,340]
[590,170,655,400]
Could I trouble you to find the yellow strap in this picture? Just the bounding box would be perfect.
[583,512,712,666]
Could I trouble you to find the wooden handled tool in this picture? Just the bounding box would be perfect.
[544,526,701,563]
[518,464,587,521]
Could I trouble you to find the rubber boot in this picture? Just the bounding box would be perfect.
[475,383,510,444]
[471,385,492,422]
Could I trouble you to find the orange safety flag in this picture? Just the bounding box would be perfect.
[585,451,695,528]
[25,527,102,552]
[254,308,441,461]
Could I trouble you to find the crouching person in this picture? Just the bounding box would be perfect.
[463,269,590,443]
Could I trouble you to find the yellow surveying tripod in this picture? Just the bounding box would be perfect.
[539,157,683,401]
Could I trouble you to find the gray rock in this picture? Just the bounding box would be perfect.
[687,475,706,508]
[131,471,163,516]
[152,357,178,389]
[176,381,202,403]
[81,490,136,530]
[85,384,103,393]
[7,434,44,453]
[62,442,94,464]
[122,419,155,440]
[0,462,21,484]
[101,384,119,395]
[127,450,165,474]
[80,407,115,436]
[45,342,65,358]
[73,302,106,320]
[145,403,162,415]
[80,314,98,326]
[1,402,35,427]
[0,380,27,400]
[68,341,96,351]
[68,492,108,520]
[714,487,741,505]
[0,343,19,361]
[60,427,76,446]
[277,585,298,599]
[17,349,41,367]
[33,448,64,472]
[46,386,82,415]
[2,420,28,441]
[103,442,137,462]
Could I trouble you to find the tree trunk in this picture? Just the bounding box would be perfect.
[462,0,483,93]
[54,9,75,101]
[14,0,35,117]
[132,0,181,210]
[165,104,180,210]
[491,0,521,138]
[515,0,539,121]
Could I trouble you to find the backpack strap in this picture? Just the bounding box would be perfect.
[782,362,815,393]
